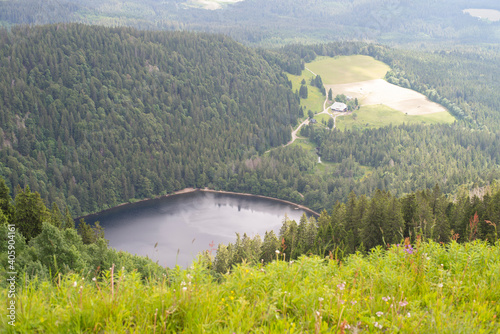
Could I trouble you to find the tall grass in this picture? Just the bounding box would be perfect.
[2,240,499,333]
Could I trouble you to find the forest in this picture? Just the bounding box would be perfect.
[2,0,500,46]
[0,24,301,216]
[1,25,500,216]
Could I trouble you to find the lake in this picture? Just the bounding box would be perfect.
[84,191,313,268]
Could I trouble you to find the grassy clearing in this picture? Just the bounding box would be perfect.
[314,113,333,124]
[290,138,317,152]
[288,71,325,114]
[336,105,455,131]
[307,55,390,85]
[5,241,500,332]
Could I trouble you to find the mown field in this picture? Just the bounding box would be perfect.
[306,55,390,85]
[287,70,326,115]
[5,240,499,333]
[290,55,454,130]
[336,105,456,131]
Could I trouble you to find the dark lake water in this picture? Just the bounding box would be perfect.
[84,191,312,268]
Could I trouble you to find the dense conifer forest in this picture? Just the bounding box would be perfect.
[0,24,300,215]
[1,25,499,216]
[2,0,500,46]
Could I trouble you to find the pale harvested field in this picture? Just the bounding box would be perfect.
[325,79,447,116]
[187,0,243,10]
[463,9,500,22]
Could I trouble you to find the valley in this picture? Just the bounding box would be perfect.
[1,2,500,331]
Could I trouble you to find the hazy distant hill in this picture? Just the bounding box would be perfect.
[0,24,301,215]
[1,0,500,45]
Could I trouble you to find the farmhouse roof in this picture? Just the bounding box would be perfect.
[331,102,347,112]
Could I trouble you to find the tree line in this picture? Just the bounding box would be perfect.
[213,183,500,273]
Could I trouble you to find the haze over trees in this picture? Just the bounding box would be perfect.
[2,0,500,46]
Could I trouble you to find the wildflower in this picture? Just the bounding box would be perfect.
[399,300,408,307]
[437,283,443,288]
[187,274,192,280]
[340,299,345,304]
[337,282,346,290]
[376,311,383,317]
[351,300,357,305]
[182,287,187,292]
[275,250,280,254]
[92,277,96,281]
[180,281,186,286]
[407,312,411,317]
[73,281,77,288]
[382,296,391,302]
[345,324,351,329]
[318,297,324,302]
[374,322,383,329]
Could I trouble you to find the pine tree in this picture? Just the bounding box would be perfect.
[0,178,12,220]
[12,185,49,241]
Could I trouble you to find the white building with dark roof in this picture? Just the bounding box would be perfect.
[330,102,348,112]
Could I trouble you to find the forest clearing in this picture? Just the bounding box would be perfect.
[185,0,244,10]
[463,8,500,22]
[325,79,450,116]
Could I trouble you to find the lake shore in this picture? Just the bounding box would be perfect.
[77,188,320,221]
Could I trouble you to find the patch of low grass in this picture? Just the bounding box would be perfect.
[307,55,390,84]
[337,105,455,131]
[288,72,326,114]
[314,113,333,125]
[290,138,317,151]
[6,241,500,332]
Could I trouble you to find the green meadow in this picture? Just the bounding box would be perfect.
[336,105,455,131]
[306,55,390,84]
[6,240,500,333]
[288,70,326,114]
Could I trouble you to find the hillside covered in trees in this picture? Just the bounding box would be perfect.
[0,24,301,215]
[1,0,500,46]
[1,25,500,216]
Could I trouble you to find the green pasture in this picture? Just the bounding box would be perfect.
[288,71,326,114]
[336,105,455,131]
[306,55,390,84]
[314,113,333,124]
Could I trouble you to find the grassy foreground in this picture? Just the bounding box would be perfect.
[3,240,500,333]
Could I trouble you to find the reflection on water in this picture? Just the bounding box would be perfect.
[85,191,310,267]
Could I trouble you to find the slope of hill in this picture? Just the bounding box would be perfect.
[2,0,500,46]
[0,24,301,215]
